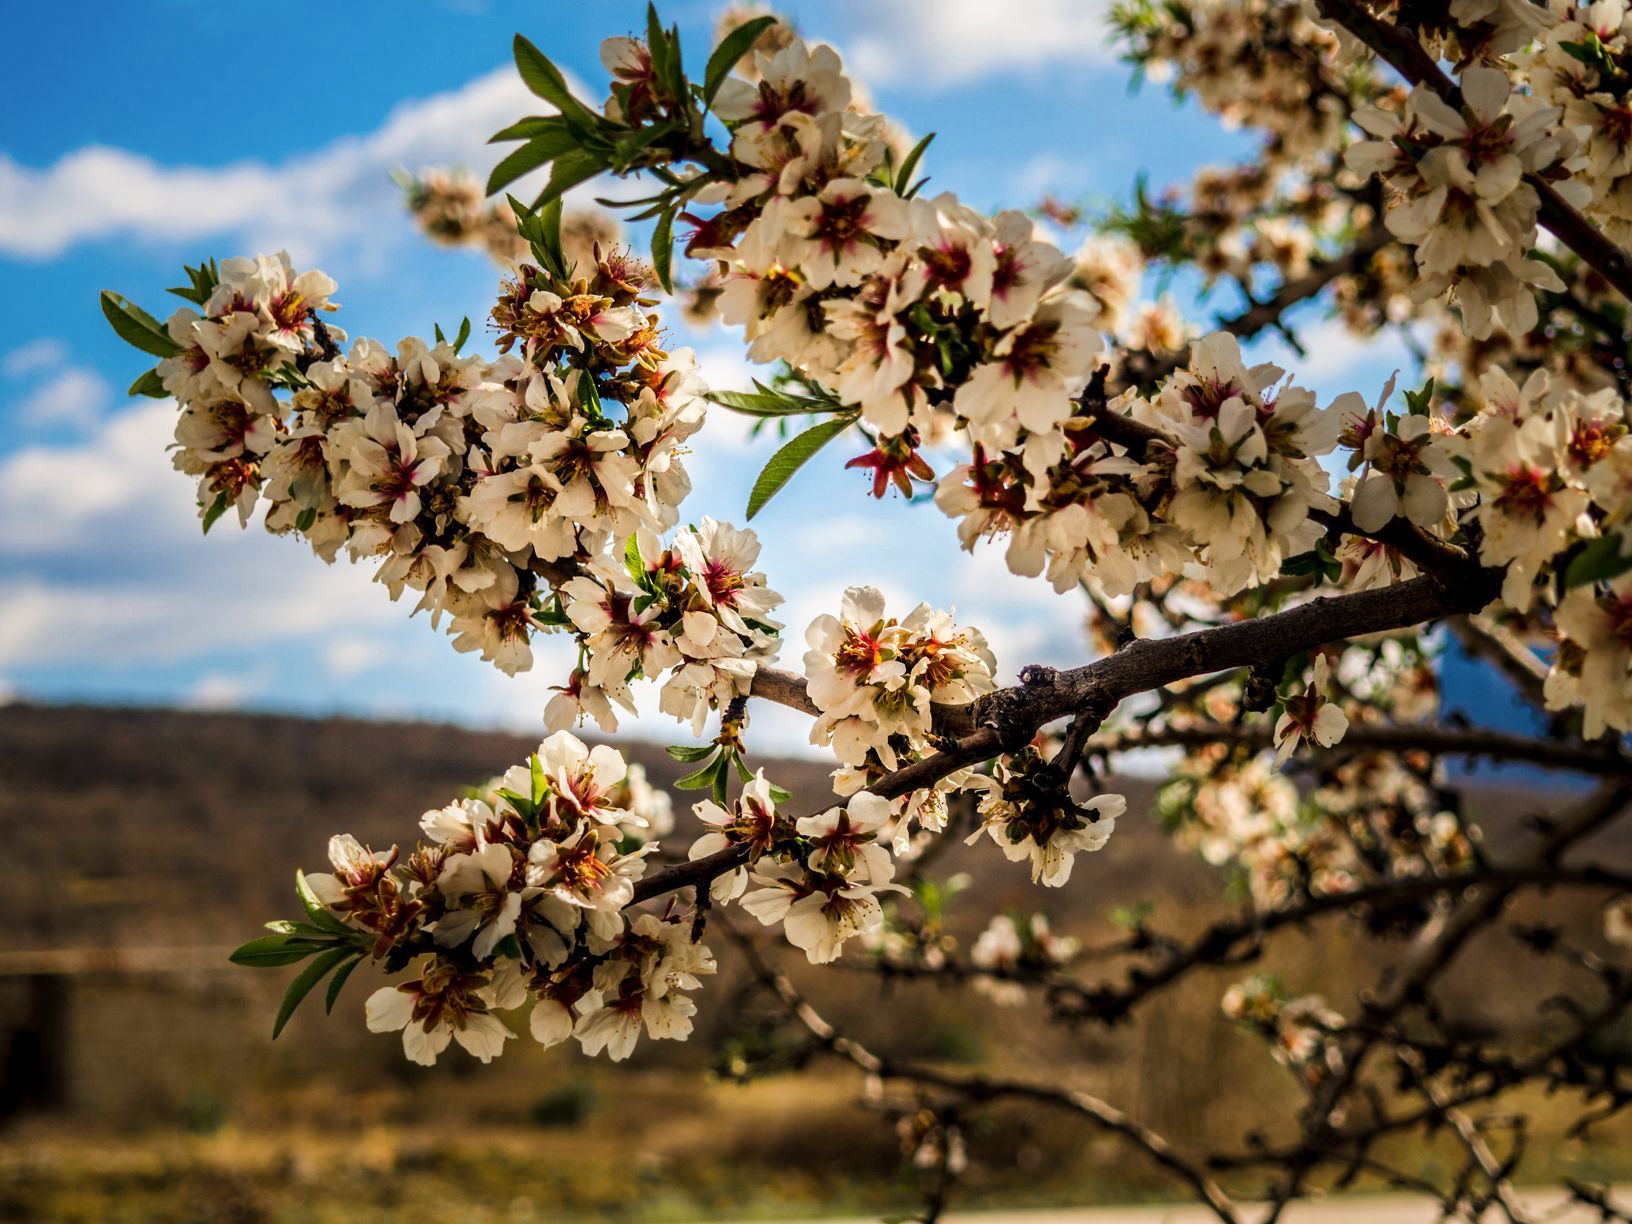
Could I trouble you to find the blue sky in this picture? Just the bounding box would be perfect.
[1,0,1473,754]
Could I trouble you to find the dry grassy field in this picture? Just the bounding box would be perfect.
[3,702,1629,1222]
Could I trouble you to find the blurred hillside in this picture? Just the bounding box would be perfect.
[2,703,1629,1223]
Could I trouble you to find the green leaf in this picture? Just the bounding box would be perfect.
[624,532,646,584]
[294,506,318,533]
[531,751,548,805]
[675,752,724,791]
[712,755,730,806]
[703,16,776,105]
[651,207,675,294]
[487,128,579,196]
[533,149,604,211]
[295,870,352,935]
[707,380,844,418]
[513,35,604,128]
[100,290,183,359]
[488,115,565,144]
[645,4,685,103]
[746,413,858,519]
[894,131,935,197]
[200,491,230,535]
[453,316,472,354]
[272,946,354,1039]
[324,953,366,1014]
[666,743,716,762]
[128,368,167,399]
[230,934,320,968]
[1564,533,1632,588]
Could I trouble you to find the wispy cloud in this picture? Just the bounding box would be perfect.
[14,367,108,431]
[3,337,70,378]
[0,66,559,262]
[839,0,1117,90]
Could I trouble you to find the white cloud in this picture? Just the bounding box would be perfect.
[184,666,274,711]
[324,637,390,679]
[15,367,108,430]
[0,399,404,668]
[839,0,1116,89]
[0,65,565,262]
[3,338,69,378]
[1248,318,1424,396]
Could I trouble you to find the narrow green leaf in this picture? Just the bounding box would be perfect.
[272,946,353,1039]
[200,491,230,534]
[666,743,716,762]
[703,16,777,105]
[531,752,548,805]
[454,316,472,353]
[487,130,579,196]
[651,208,675,294]
[230,934,319,968]
[295,870,351,935]
[324,953,366,1014]
[624,532,645,583]
[513,35,603,128]
[675,752,724,791]
[128,368,167,398]
[894,131,935,196]
[1564,533,1632,588]
[707,381,844,418]
[488,115,565,144]
[746,413,858,520]
[533,150,604,211]
[711,753,731,806]
[294,506,318,533]
[100,290,183,358]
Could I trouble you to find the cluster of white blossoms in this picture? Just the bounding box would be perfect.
[966,748,1126,888]
[151,240,786,739]
[967,912,1082,1006]
[1346,65,1585,339]
[1221,974,1347,1091]
[803,586,996,771]
[1526,3,1632,246]
[1158,729,1478,909]
[403,168,531,264]
[404,167,626,272]
[1547,573,1632,736]
[1120,0,1355,160]
[304,732,713,1065]
[1459,367,1631,606]
[685,771,908,963]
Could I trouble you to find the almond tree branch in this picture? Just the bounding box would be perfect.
[636,568,1504,906]
[1314,0,1632,304]
[1120,218,1396,389]
[1086,720,1632,777]
[725,923,1243,1224]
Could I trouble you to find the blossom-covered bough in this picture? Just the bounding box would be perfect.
[103,3,1632,1220]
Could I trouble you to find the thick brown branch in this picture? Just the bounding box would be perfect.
[638,570,1503,906]
[747,665,818,718]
